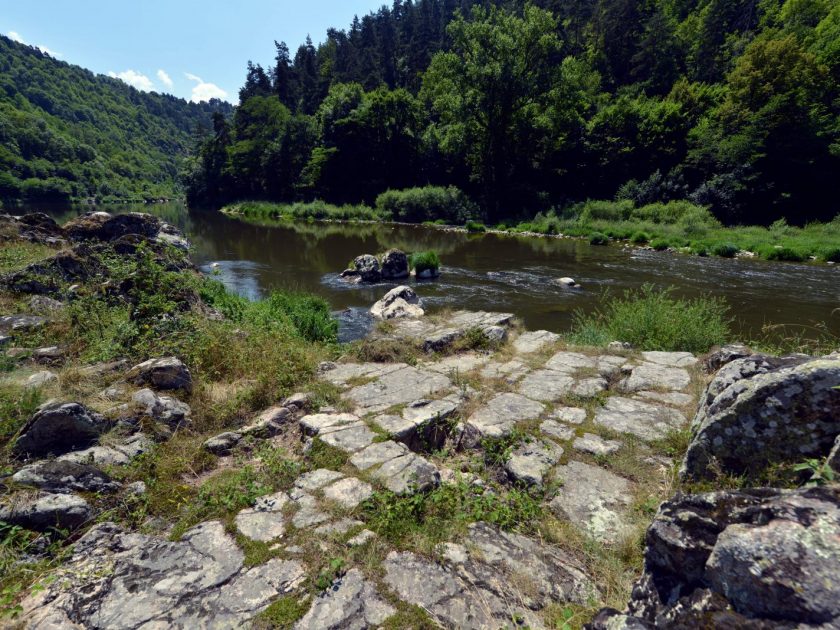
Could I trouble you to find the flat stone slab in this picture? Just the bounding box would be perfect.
[319,362,405,386]
[505,440,564,486]
[295,568,394,629]
[513,330,560,354]
[21,521,306,628]
[573,433,622,456]
[291,493,331,529]
[480,359,530,382]
[345,365,451,414]
[540,419,576,442]
[636,390,694,407]
[382,523,595,629]
[373,394,461,444]
[466,393,545,438]
[322,477,374,509]
[641,351,699,367]
[384,310,514,352]
[518,369,576,402]
[350,441,409,470]
[549,461,634,543]
[235,492,289,542]
[293,469,345,491]
[620,362,691,392]
[594,397,685,441]
[422,353,490,375]
[373,452,440,494]
[572,377,608,398]
[551,406,587,424]
[318,424,376,453]
[545,351,597,373]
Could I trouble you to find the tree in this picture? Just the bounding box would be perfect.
[272,41,297,109]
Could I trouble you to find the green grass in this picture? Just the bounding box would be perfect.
[253,595,311,629]
[0,242,58,274]
[223,200,388,222]
[409,250,440,274]
[464,220,487,233]
[589,232,609,245]
[567,284,732,353]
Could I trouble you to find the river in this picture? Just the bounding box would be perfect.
[28,202,840,343]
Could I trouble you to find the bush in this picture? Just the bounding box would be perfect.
[567,284,732,353]
[228,200,385,222]
[579,200,634,223]
[819,247,840,263]
[409,251,440,273]
[465,220,487,233]
[650,238,670,251]
[589,232,609,245]
[375,186,479,223]
[761,246,807,262]
[711,242,739,258]
[630,231,650,245]
[691,243,709,257]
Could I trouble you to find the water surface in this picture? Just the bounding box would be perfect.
[29,203,840,341]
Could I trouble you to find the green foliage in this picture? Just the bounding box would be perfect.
[306,438,348,471]
[760,246,807,262]
[793,458,836,486]
[408,250,440,274]
[568,284,732,353]
[254,595,310,629]
[711,243,739,258]
[464,221,486,233]
[0,36,230,201]
[589,232,609,245]
[630,231,650,244]
[0,386,42,447]
[375,186,478,223]
[650,238,670,251]
[224,200,386,222]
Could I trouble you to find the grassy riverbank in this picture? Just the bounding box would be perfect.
[223,198,840,264]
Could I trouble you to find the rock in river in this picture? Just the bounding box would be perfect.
[370,285,424,320]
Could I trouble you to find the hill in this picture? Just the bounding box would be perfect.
[186,0,839,225]
[0,35,232,203]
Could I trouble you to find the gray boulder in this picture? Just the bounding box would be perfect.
[682,357,840,480]
[12,460,120,494]
[370,285,424,320]
[127,356,193,393]
[295,568,395,629]
[353,254,381,283]
[380,248,409,280]
[589,486,840,629]
[132,388,191,428]
[0,314,47,334]
[13,402,110,457]
[203,432,243,456]
[0,493,92,531]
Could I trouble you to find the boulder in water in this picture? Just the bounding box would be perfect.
[370,286,424,320]
[380,249,409,280]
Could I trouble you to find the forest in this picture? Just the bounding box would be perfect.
[0,35,231,203]
[186,0,840,226]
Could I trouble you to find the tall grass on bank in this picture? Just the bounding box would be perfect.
[512,201,840,264]
[223,200,388,222]
[567,284,732,353]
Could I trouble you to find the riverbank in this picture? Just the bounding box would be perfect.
[0,211,838,628]
[224,199,840,265]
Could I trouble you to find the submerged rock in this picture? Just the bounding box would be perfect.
[589,486,840,629]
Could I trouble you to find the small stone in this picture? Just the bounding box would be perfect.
[322,477,374,509]
[126,481,147,496]
[241,405,290,437]
[203,432,242,456]
[607,341,632,352]
[235,492,289,542]
[295,469,345,491]
[126,356,192,393]
[132,388,191,428]
[283,392,312,411]
[513,330,560,354]
[346,529,376,547]
[540,419,576,441]
[505,440,564,486]
[573,433,622,456]
[24,370,58,389]
[551,406,587,424]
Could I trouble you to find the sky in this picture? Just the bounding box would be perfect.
[1,0,386,103]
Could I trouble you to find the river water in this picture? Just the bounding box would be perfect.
[30,202,840,342]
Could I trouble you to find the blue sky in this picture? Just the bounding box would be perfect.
[2,0,386,103]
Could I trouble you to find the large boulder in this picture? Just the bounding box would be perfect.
[353,254,381,283]
[380,249,409,280]
[588,486,840,629]
[370,285,424,320]
[0,492,93,532]
[127,356,193,393]
[13,402,110,457]
[681,356,840,480]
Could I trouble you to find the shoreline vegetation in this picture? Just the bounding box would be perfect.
[222,197,840,265]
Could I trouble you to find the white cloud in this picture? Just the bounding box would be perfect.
[107,69,155,92]
[156,69,173,89]
[184,72,228,103]
[7,32,61,57]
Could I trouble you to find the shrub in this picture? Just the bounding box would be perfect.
[819,247,840,263]
[464,220,486,233]
[650,238,670,251]
[691,243,709,257]
[409,250,440,273]
[579,200,634,222]
[630,231,650,245]
[375,186,479,223]
[761,246,807,262]
[589,232,609,245]
[711,242,739,258]
[567,284,732,353]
